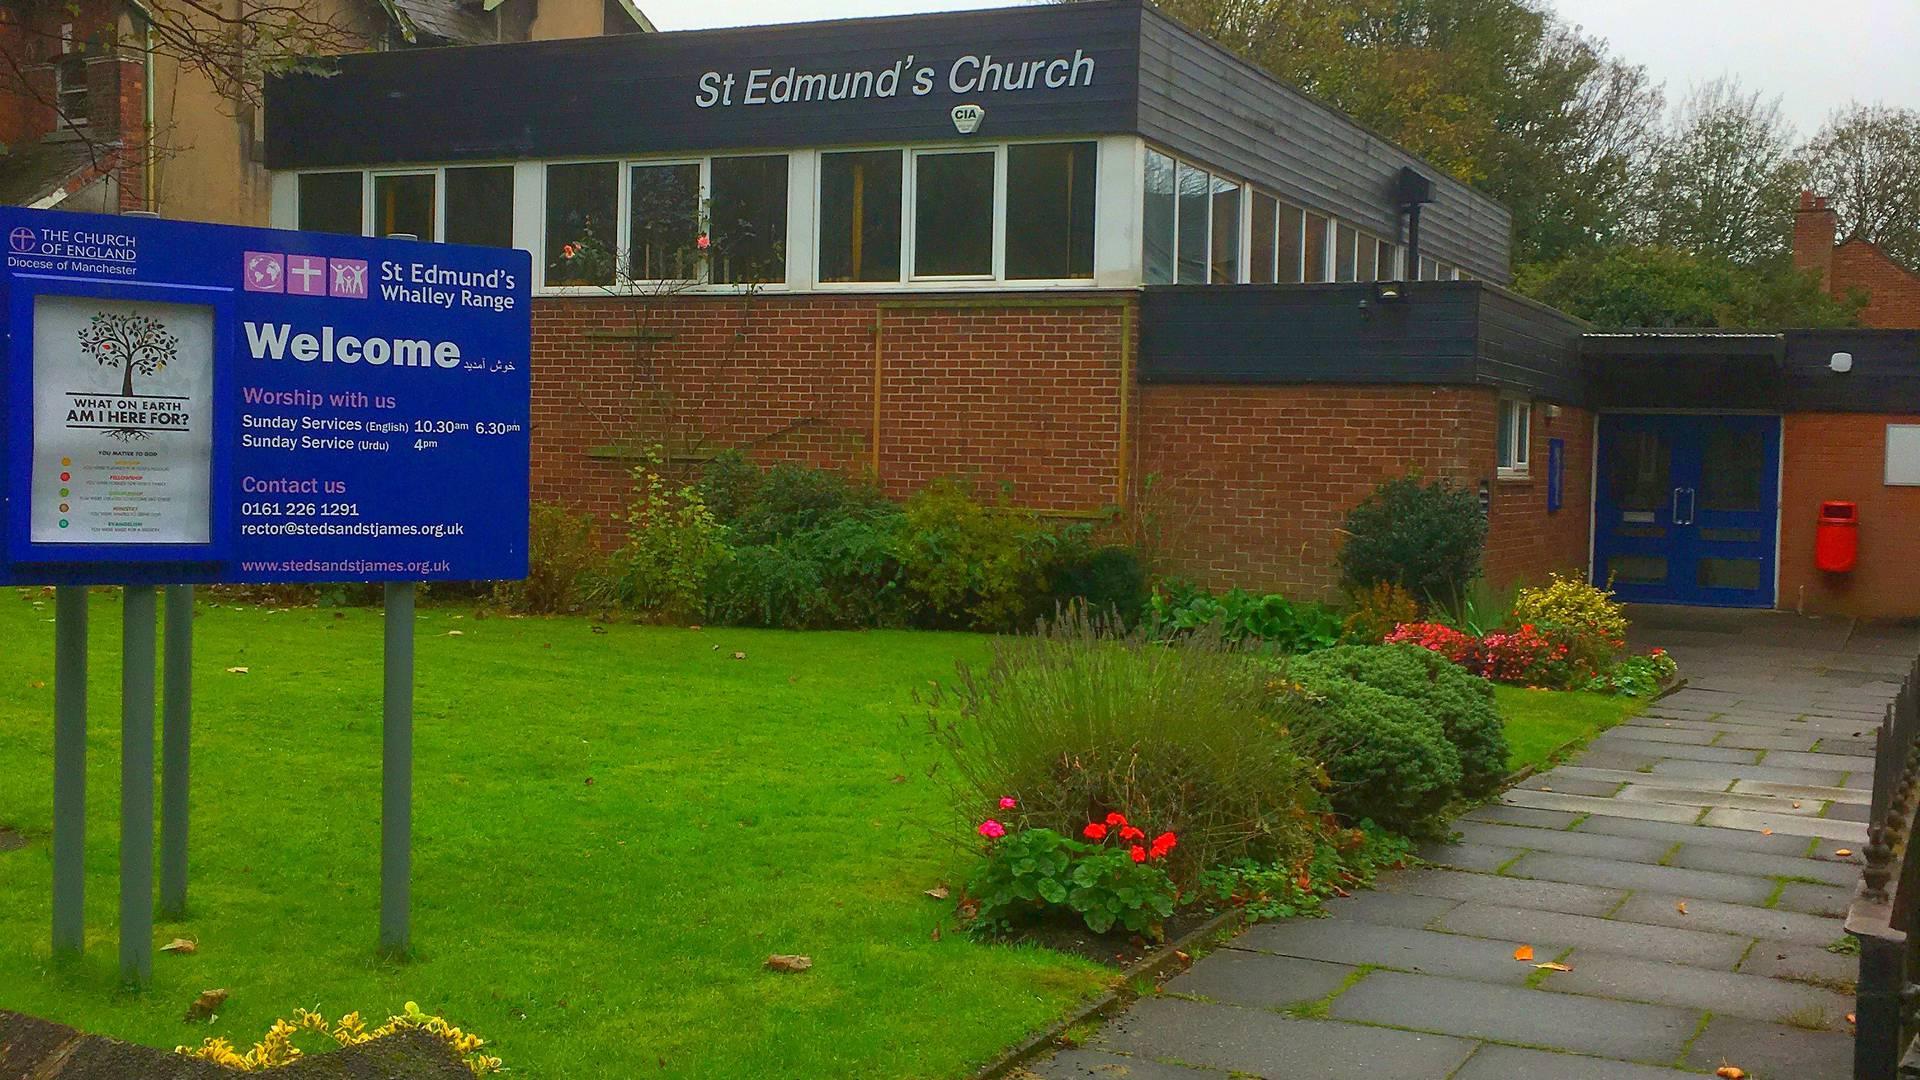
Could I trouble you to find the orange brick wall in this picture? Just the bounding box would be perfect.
[1831,242,1920,331]
[1778,413,1920,618]
[1487,404,1595,593]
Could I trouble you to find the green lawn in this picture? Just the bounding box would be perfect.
[0,591,1109,1078]
[1497,683,1646,774]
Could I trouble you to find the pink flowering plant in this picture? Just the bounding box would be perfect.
[966,803,1179,938]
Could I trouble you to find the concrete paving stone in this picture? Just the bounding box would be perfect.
[1447,1044,1704,1079]
[1563,750,1665,773]
[1539,951,1854,1029]
[1650,759,1849,787]
[1502,789,1703,823]
[1682,1015,1853,1079]
[1611,784,1824,816]
[1233,919,1554,985]
[1572,814,1819,854]
[1502,852,1777,905]
[1713,731,1823,752]
[1610,893,1839,947]
[1318,889,1460,930]
[1842,770,1872,790]
[1592,737,1765,764]
[1698,807,1868,843]
[1824,800,1871,822]
[1032,1049,1223,1079]
[1550,765,1734,795]
[1452,821,1672,863]
[1329,969,1700,1064]
[1515,775,1629,797]
[1665,845,1859,887]
[1435,903,1752,969]
[1776,881,1854,918]
[1163,951,1357,1009]
[1590,725,1722,745]
[1760,749,1876,772]
[1094,996,1479,1079]
[1379,867,1626,917]
[1416,841,1522,873]
[1728,779,1870,805]
[1461,803,1583,829]
[1738,943,1858,990]
[1809,733,1879,756]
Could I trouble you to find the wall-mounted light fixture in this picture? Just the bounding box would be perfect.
[1372,281,1406,304]
[1831,351,1854,374]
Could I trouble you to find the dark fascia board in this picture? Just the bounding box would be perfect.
[1581,332,1786,364]
[1135,0,1512,238]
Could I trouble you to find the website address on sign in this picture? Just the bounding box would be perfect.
[238,558,452,576]
[239,521,465,538]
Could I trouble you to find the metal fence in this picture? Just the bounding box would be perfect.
[1851,655,1920,1078]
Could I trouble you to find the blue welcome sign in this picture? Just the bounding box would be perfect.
[0,207,531,585]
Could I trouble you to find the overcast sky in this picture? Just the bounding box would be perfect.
[639,0,1920,138]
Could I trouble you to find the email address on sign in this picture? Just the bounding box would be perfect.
[239,521,465,538]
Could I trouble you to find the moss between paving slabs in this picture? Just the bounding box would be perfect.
[0,592,1111,1079]
[1497,685,1647,775]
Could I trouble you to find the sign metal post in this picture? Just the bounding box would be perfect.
[380,581,413,956]
[51,585,87,958]
[119,584,157,986]
[159,583,192,919]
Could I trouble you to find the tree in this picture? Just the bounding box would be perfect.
[1798,103,1920,268]
[1644,79,1804,265]
[79,311,180,397]
[1516,245,1863,329]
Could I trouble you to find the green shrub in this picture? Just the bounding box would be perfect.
[612,451,728,622]
[1197,823,1416,923]
[1275,667,1462,836]
[732,463,892,545]
[968,826,1178,938]
[896,481,1050,631]
[1341,582,1421,645]
[1149,587,1343,654]
[703,544,828,628]
[492,503,607,615]
[1042,540,1149,623]
[925,607,1322,886]
[1289,644,1508,797]
[1337,475,1486,611]
[697,449,764,527]
[787,514,906,626]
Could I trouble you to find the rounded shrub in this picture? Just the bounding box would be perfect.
[1279,666,1463,836]
[1289,644,1509,797]
[1337,475,1486,608]
[1043,543,1149,623]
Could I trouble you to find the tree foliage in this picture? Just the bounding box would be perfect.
[1644,79,1804,265]
[1516,246,1863,329]
[1798,103,1920,269]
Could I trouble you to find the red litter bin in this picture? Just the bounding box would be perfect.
[1815,501,1858,573]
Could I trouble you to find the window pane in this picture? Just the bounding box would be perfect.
[627,163,701,281]
[1610,429,1672,512]
[299,172,363,236]
[444,166,513,248]
[57,56,88,124]
[1376,239,1395,280]
[1497,401,1516,469]
[914,151,994,277]
[1700,429,1765,511]
[1419,255,1439,281]
[373,173,435,240]
[1175,163,1208,285]
[1514,403,1530,467]
[1334,223,1357,282]
[1208,177,1239,284]
[820,150,902,283]
[1357,233,1378,281]
[710,154,788,284]
[545,161,618,286]
[1303,212,1328,283]
[1278,204,1303,283]
[1698,558,1762,591]
[1249,192,1277,284]
[1144,150,1175,285]
[1007,142,1095,280]
[1609,554,1668,585]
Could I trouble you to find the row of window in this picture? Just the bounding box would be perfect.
[297,141,1098,288]
[1144,150,1468,286]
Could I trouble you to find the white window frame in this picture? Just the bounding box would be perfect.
[55,24,88,130]
[1141,145,1251,286]
[1498,396,1533,478]
[906,145,1002,283]
[813,147,910,287]
[368,169,437,240]
[624,156,706,286]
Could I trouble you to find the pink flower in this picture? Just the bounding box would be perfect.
[696,233,711,250]
[976,819,1006,839]
[998,796,1017,810]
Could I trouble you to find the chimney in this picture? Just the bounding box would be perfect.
[1794,190,1838,292]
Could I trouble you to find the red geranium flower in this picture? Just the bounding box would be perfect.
[1083,822,1108,840]
[1149,832,1178,859]
[1128,846,1147,863]
[1105,812,1128,827]
[1119,826,1145,842]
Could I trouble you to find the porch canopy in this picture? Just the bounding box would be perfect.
[1582,331,1787,411]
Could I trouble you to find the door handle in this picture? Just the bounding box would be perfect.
[1672,487,1684,525]
[1685,488,1698,526]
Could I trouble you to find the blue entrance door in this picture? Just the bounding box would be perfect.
[1594,414,1780,607]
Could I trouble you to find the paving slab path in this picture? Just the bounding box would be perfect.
[1031,608,1918,1080]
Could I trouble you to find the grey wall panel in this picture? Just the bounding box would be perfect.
[1782,330,1920,412]
[1134,7,1511,284]
[1475,287,1591,405]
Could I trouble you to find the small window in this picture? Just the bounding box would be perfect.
[1419,254,1440,281]
[1174,162,1209,285]
[819,150,903,283]
[56,53,88,126]
[545,161,618,286]
[1376,239,1396,281]
[914,150,995,278]
[1006,142,1096,280]
[1277,203,1304,283]
[444,166,514,248]
[628,162,701,281]
[1249,191,1278,285]
[1143,149,1176,285]
[709,154,788,284]
[1303,212,1329,283]
[373,172,435,240]
[1208,175,1240,284]
[298,172,364,236]
[1334,223,1358,282]
[1356,233,1378,282]
[1498,398,1532,476]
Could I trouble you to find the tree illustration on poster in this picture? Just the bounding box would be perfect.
[78,311,179,398]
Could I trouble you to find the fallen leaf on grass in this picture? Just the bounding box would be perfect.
[733,651,747,660]
[28,680,44,689]
[1513,945,1534,962]
[924,886,950,901]
[225,667,249,675]
[1835,848,1854,857]
[160,938,198,954]
[1676,901,1689,915]
[183,988,228,1022]
[929,925,941,942]
[765,954,812,974]
[1533,962,1572,972]
[445,630,464,637]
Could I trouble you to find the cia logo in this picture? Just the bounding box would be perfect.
[951,104,986,135]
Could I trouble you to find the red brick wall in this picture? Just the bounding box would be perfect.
[1486,404,1594,592]
[1830,241,1920,330]
[1778,413,1920,618]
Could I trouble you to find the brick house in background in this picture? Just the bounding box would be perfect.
[0,0,650,221]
